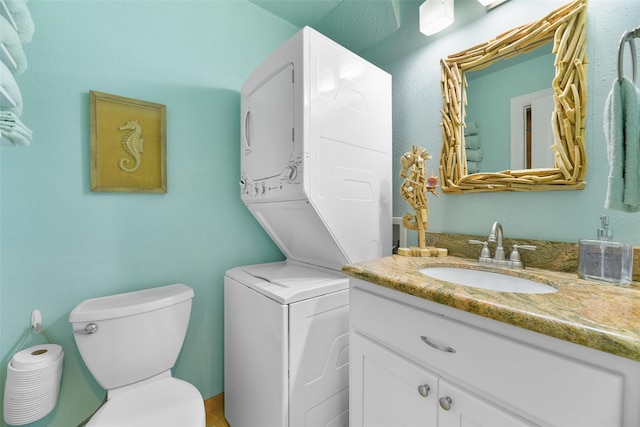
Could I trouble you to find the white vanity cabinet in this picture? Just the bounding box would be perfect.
[349,278,640,426]
[351,333,533,427]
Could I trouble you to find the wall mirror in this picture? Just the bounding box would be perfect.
[439,0,587,193]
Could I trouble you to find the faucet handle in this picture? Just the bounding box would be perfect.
[469,240,491,260]
[509,244,537,262]
[508,244,536,269]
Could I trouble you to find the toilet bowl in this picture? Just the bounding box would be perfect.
[69,284,205,427]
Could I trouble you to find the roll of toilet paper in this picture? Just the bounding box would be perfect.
[3,344,64,426]
[11,344,63,370]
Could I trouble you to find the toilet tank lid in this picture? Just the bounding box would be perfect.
[68,284,194,323]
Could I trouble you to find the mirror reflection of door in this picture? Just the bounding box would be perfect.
[510,88,555,170]
[464,44,555,172]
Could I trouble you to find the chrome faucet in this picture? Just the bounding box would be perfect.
[469,221,537,269]
[488,221,505,260]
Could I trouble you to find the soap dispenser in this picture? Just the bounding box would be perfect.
[578,216,633,285]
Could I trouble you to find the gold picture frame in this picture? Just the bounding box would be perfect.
[90,91,167,193]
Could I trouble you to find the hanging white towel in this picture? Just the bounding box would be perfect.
[4,0,34,43]
[0,15,27,74]
[604,77,640,212]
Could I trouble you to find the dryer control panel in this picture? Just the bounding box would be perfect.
[240,154,305,202]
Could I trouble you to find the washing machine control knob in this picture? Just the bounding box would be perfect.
[286,165,298,181]
[252,184,259,196]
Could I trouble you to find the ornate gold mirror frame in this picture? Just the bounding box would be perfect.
[439,0,587,193]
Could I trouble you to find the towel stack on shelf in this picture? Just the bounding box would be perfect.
[464,120,483,174]
[0,0,33,147]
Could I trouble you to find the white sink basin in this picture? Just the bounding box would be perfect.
[419,267,557,294]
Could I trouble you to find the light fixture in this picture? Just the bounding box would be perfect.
[476,0,510,10]
[419,0,454,36]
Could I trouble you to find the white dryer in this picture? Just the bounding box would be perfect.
[225,26,391,427]
[239,25,392,271]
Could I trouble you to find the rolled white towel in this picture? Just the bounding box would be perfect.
[464,120,479,136]
[467,160,481,174]
[0,126,31,146]
[0,15,27,74]
[465,134,481,149]
[0,110,32,138]
[465,148,484,162]
[4,0,34,43]
[0,59,23,115]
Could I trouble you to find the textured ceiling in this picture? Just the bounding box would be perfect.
[249,0,493,57]
[249,0,402,53]
[249,0,344,27]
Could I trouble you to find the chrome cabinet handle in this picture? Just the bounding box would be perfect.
[417,384,430,397]
[439,396,453,411]
[421,336,456,353]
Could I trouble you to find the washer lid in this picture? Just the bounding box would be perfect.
[243,262,343,286]
[69,284,194,323]
[227,261,349,304]
[87,377,205,427]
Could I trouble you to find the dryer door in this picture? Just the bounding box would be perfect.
[242,64,295,182]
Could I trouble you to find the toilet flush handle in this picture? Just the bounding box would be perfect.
[75,323,98,334]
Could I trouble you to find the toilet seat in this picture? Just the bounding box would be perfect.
[86,376,205,427]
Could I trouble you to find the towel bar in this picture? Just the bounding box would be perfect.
[618,26,640,83]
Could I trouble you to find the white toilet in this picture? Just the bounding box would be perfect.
[69,284,206,427]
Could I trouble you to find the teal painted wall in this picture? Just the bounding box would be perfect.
[0,1,293,425]
[361,0,640,246]
[466,51,555,172]
[2,1,640,426]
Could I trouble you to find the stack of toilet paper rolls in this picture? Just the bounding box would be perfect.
[3,344,64,426]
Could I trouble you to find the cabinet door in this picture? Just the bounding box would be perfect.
[437,379,534,427]
[350,333,439,427]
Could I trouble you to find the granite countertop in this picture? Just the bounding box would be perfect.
[342,255,640,362]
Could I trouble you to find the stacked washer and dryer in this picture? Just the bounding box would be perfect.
[224,27,391,427]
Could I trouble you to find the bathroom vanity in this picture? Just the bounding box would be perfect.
[344,255,640,426]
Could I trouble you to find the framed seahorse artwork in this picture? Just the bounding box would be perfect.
[89,91,167,193]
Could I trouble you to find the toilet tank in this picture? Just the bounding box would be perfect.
[69,284,194,390]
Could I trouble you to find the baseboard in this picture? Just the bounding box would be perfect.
[205,392,224,415]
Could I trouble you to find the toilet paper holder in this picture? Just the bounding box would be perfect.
[15,309,53,351]
[29,309,51,342]
[31,309,43,333]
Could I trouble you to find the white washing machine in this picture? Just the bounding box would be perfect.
[224,261,350,427]
[225,26,391,427]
